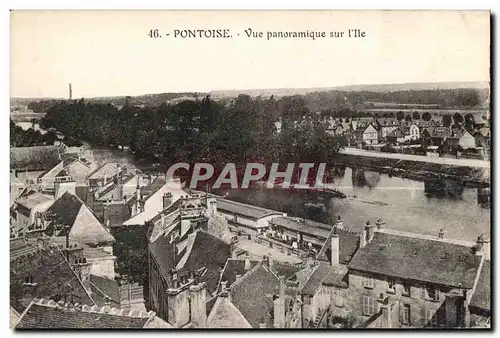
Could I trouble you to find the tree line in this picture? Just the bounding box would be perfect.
[39,95,348,171]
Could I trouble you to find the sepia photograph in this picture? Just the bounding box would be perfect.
[8,10,491,329]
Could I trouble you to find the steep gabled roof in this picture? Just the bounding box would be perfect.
[43,192,115,245]
[206,296,252,328]
[348,231,481,288]
[10,246,95,313]
[230,263,280,328]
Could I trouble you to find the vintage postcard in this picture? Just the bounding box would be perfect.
[9,10,490,329]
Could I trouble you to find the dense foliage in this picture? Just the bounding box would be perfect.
[40,95,348,170]
[10,119,58,147]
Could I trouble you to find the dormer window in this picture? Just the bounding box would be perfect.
[426,287,440,301]
[387,278,396,294]
[23,276,37,286]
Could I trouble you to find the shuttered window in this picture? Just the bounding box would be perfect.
[362,295,375,316]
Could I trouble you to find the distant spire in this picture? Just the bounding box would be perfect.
[69,83,73,100]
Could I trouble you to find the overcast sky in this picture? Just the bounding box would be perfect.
[10,10,490,98]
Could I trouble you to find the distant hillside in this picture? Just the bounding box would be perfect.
[209,81,490,98]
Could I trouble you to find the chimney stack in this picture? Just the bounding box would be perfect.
[163,192,173,209]
[376,219,385,230]
[438,228,445,240]
[331,233,340,266]
[474,234,489,257]
[244,253,251,271]
[103,202,109,228]
[259,318,266,329]
[335,215,344,229]
[377,294,392,328]
[189,281,207,328]
[360,227,367,248]
[262,255,269,267]
[365,221,375,243]
[273,276,286,328]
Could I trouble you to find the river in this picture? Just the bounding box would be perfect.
[86,146,490,242]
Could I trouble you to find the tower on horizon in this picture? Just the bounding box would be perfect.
[69,83,72,100]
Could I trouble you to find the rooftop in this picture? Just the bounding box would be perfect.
[217,198,284,220]
[206,296,252,328]
[10,145,62,171]
[348,231,481,288]
[470,260,490,312]
[301,262,348,296]
[15,299,155,329]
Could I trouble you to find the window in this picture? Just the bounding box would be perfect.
[334,291,345,308]
[363,277,374,289]
[402,282,411,297]
[401,304,411,324]
[387,278,396,293]
[426,287,439,301]
[425,309,437,327]
[362,295,375,316]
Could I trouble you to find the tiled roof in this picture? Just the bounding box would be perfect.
[149,229,230,294]
[178,230,231,294]
[316,225,360,265]
[271,262,302,280]
[376,118,399,127]
[10,238,39,261]
[15,300,154,329]
[388,128,405,138]
[269,217,331,238]
[206,296,252,328]
[10,146,62,171]
[10,245,95,313]
[230,263,280,328]
[219,258,260,290]
[217,199,284,220]
[42,192,115,245]
[470,260,490,312]
[90,275,121,307]
[301,262,348,296]
[348,231,481,288]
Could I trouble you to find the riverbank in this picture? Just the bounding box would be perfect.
[335,152,490,188]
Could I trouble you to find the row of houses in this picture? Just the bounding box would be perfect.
[273,114,490,158]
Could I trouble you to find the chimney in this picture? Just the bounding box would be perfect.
[78,258,92,294]
[474,234,489,257]
[335,215,344,229]
[235,274,241,282]
[189,281,207,328]
[262,255,269,267]
[377,294,392,328]
[360,227,367,248]
[102,202,109,227]
[163,192,173,209]
[259,318,266,329]
[365,221,375,243]
[273,276,286,328]
[438,228,445,240]
[376,219,385,230]
[244,253,251,271]
[331,233,340,266]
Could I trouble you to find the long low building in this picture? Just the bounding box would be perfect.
[216,198,286,231]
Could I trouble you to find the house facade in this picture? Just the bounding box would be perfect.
[362,124,379,145]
